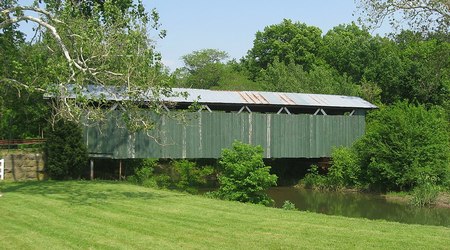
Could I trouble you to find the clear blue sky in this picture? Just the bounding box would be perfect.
[17,0,389,70]
[148,0,381,70]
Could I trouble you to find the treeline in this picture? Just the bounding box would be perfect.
[172,20,449,111]
[171,19,450,197]
[1,1,449,200]
[2,18,449,139]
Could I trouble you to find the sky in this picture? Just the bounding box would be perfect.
[148,0,383,70]
[16,0,389,71]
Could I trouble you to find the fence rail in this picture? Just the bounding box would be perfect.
[0,138,46,146]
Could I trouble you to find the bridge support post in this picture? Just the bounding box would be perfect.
[119,160,122,180]
[90,159,94,180]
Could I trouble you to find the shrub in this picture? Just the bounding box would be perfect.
[44,120,88,179]
[355,102,450,191]
[171,160,214,193]
[213,141,278,206]
[154,174,172,189]
[327,147,361,188]
[410,176,441,207]
[128,159,214,191]
[127,158,158,187]
[282,200,297,210]
[301,165,327,190]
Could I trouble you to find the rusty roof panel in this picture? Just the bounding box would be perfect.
[63,85,377,109]
[168,88,377,109]
[278,93,296,105]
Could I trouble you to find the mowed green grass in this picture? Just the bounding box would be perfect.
[1,181,449,249]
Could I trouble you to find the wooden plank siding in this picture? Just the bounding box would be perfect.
[83,111,365,159]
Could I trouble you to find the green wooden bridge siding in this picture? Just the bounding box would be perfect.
[84,111,365,159]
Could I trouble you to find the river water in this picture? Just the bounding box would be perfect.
[266,186,450,227]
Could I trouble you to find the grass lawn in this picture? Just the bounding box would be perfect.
[1,181,449,249]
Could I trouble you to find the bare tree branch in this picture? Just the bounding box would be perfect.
[1,4,177,132]
[1,6,62,23]
[0,78,46,93]
[356,0,450,32]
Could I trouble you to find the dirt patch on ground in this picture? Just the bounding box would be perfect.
[435,193,450,208]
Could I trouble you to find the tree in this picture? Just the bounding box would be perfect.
[171,160,213,194]
[260,58,360,96]
[363,31,450,106]
[399,34,450,106]
[244,19,323,79]
[44,119,88,179]
[211,60,265,91]
[1,0,173,130]
[182,49,229,73]
[213,141,277,206]
[354,102,450,191]
[356,0,450,32]
[176,49,229,89]
[0,1,50,139]
[321,23,379,82]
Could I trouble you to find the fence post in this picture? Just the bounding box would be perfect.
[0,159,4,180]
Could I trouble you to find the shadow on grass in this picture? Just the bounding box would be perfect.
[1,181,177,206]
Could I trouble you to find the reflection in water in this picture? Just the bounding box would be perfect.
[267,187,450,227]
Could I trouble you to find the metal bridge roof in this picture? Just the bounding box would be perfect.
[168,88,377,109]
[59,85,377,109]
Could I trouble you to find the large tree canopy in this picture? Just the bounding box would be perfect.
[178,49,229,89]
[244,19,323,79]
[321,23,379,82]
[0,0,172,131]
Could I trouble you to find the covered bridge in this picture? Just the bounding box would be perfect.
[82,87,377,159]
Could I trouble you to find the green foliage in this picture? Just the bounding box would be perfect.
[176,49,229,89]
[282,200,297,211]
[355,102,450,191]
[128,158,158,187]
[260,59,361,96]
[328,147,361,188]
[0,90,49,139]
[182,49,229,72]
[301,147,361,191]
[212,60,265,91]
[171,160,214,194]
[43,120,88,179]
[410,182,440,207]
[301,165,327,190]
[301,103,450,192]
[128,159,214,192]
[242,20,449,112]
[245,19,323,78]
[2,1,171,129]
[0,6,49,139]
[214,141,277,206]
[300,165,341,191]
[321,23,378,82]
[154,174,172,189]
[360,79,383,105]
[397,34,450,106]
[363,31,450,106]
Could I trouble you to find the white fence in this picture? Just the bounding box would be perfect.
[0,159,4,180]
